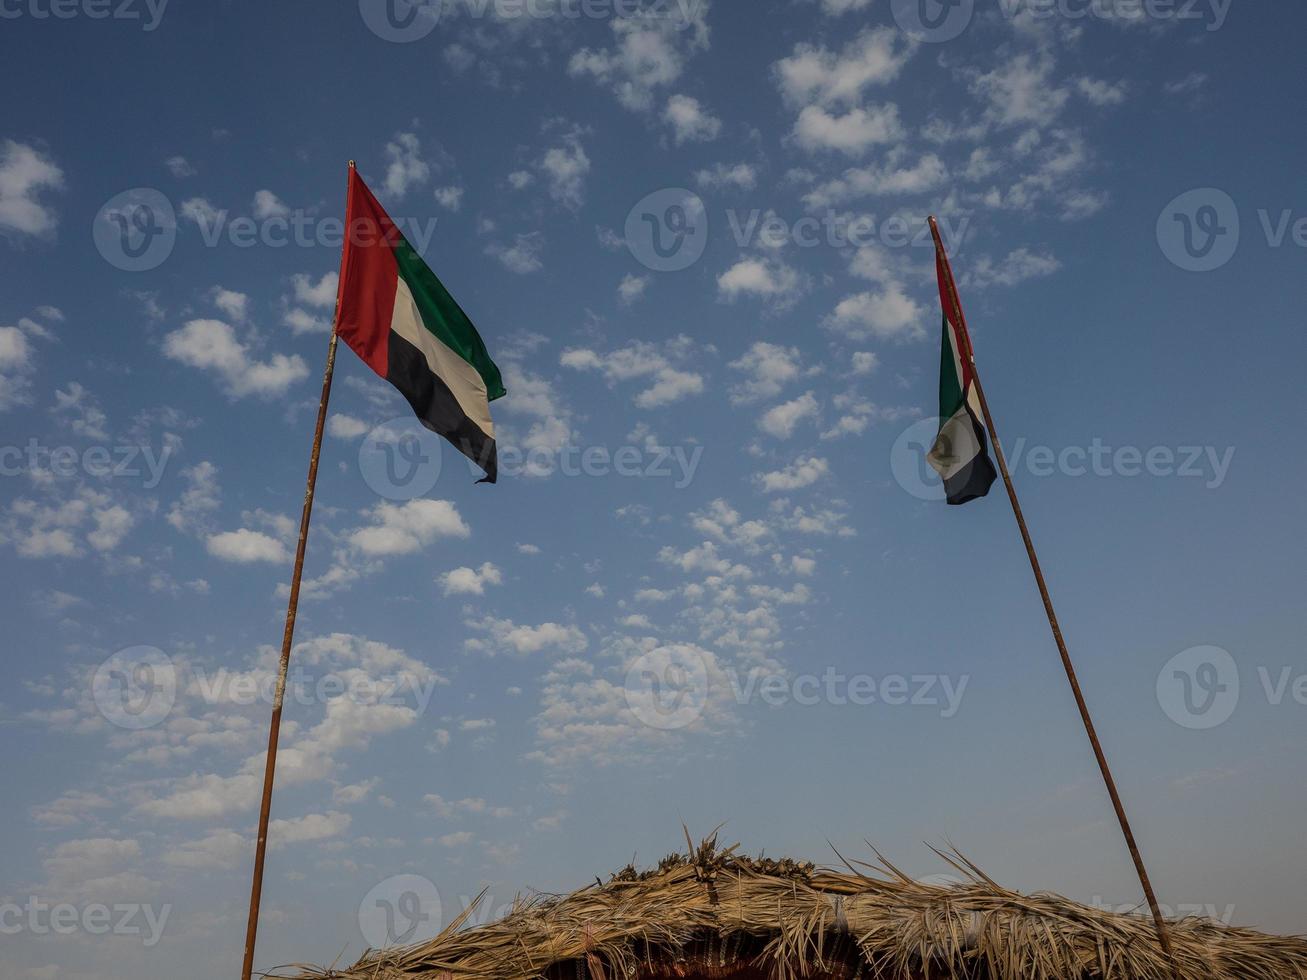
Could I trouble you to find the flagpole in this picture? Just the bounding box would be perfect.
[927,216,1183,980]
[239,162,355,980]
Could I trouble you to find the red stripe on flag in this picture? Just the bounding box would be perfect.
[336,169,400,378]
[934,241,974,391]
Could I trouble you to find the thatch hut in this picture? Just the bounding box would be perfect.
[278,836,1307,980]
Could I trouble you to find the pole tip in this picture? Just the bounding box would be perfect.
[348,160,356,169]
[927,214,938,227]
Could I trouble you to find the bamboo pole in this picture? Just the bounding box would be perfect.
[927,215,1184,980]
[239,162,355,980]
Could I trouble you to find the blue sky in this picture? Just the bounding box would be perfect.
[2,1,1306,977]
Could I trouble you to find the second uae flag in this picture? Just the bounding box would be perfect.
[927,245,997,506]
[336,168,505,483]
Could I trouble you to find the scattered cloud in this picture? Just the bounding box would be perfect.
[664,94,722,144]
[439,562,503,596]
[382,131,430,198]
[163,320,309,398]
[486,232,545,274]
[758,392,819,440]
[756,456,830,493]
[561,338,706,409]
[0,140,64,238]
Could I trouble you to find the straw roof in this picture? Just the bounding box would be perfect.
[276,833,1307,980]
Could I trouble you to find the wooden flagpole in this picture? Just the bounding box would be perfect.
[239,162,355,980]
[927,216,1184,980]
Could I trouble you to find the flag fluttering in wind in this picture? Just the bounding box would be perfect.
[336,168,506,483]
[927,243,997,506]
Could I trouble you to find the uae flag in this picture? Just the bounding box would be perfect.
[336,167,505,483]
[927,241,997,506]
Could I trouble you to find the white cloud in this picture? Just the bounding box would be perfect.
[464,616,588,657]
[568,6,712,112]
[52,382,109,440]
[348,499,470,556]
[5,486,136,558]
[803,154,947,207]
[333,779,378,805]
[756,456,830,493]
[283,309,329,335]
[728,342,805,404]
[164,830,248,870]
[211,287,249,323]
[1077,77,1128,107]
[180,196,220,227]
[291,272,338,308]
[617,273,650,306]
[664,94,722,144]
[165,155,196,178]
[327,413,370,439]
[31,790,113,829]
[0,140,64,237]
[269,810,352,846]
[560,338,706,409]
[0,322,39,410]
[717,258,805,308]
[689,499,772,552]
[444,42,476,72]
[486,232,544,274]
[965,247,1061,288]
[439,562,503,596]
[252,190,289,219]
[818,391,901,440]
[206,528,290,564]
[971,55,1069,129]
[540,129,590,208]
[283,273,337,334]
[775,28,915,108]
[163,319,309,398]
[636,369,704,408]
[821,0,872,11]
[383,131,430,198]
[1164,72,1207,96]
[168,461,220,534]
[0,325,33,371]
[496,361,576,475]
[851,351,878,375]
[826,283,926,341]
[434,185,464,211]
[793,104,905,155]
[659,539,752,578]
[759,392,819,440]
[695,162,757,191]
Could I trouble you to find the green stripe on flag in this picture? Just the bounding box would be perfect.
[937,314,963,421]
[391,234,507,401]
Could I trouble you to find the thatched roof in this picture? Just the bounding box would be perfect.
[276,834,1307,980]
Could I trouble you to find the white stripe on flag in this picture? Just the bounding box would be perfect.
[390,276,495,438]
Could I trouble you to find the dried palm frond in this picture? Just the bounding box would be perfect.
[270,835,1307,980]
